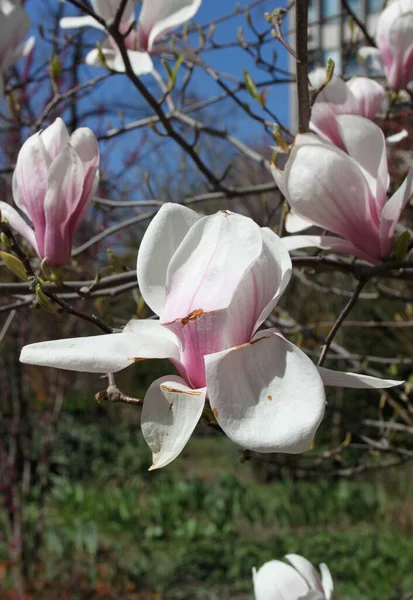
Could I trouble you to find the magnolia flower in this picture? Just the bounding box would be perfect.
[273,115,413,263]
[20,205,401,469]
[0,0,35,96]
[310,68,386,150]
[359,0,413,91]
[60,0,202,76]
[0,118,99,267]
[253,554,333,600]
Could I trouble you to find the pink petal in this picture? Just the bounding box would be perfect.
[69,127,100,231]
[380,164,413,256]
[141,375,206,470]
[0,201,39,256]
[283,139,382,261]
[91,0,135,24]
[43,145,85,266]
[40,118,70,164]
[336,115,389,217]
[137,203,200,316]
[138,0,202,51]
[252,560,309,600]
[205,330,326,453]
[281,234,376,263]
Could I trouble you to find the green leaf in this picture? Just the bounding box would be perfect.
[0,251,29,281]
[395,230,410,260]
[242,69,259,101]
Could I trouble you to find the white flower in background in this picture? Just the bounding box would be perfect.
[0,0,35,97]
[20,205,402,469]
[60,0,202,76]
[253,554,334,600]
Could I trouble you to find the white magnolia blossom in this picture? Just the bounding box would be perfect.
[253,554,334,600]
[60,0,202,76]
[20,205,402,469]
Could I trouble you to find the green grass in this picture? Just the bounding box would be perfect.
[14,420,411,599]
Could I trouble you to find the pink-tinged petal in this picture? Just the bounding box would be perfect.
[0,201,39,255]
[138,0,202,51]
[377,0,413,89]
[123,317,181,349]
[285,210,313,233]
[43,145,84,265]
[110,49,154,75]
[69,127,100,230]
[346,77,386,120]
[91,0,135,24]
[309,71,358,148]
[283,140,382,261]
[252,560,309,600]
[141,375,206,470]
[320,564,334,600]
[59,15,105,31]
[20,323,180,373]
[205,331,326,453]
[161,211,262,323]
[285,555,324,593]
[40,117,70,164]
[318,367,403,388]
[0,0,31,59]
[336,115,389,217]
[282,234,375,262]
[380,165,413,256]
[137,203,200,316]
[12,132,48,252]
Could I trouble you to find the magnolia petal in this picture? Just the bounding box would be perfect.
[281,234,374,262]
[138,0,202,51]
[0,201,39,255]
[346,77,386,119]
[386,129,408,144]
[162,211,263,323]
[20,324,180,373]
[284,141,382,261]
[84,47,116,68]
[270,163,287,196]
[285,555,324,593]
[252,560,309,600]
[41,117,70,164]
[59,15,105,30]
[358,46,383,71]
[12,35,35,63]
[123,317,181,348]
[141,375,206,470]
[137,203,199,316]
[69,127,100,230]
[110,49,154,75]
[285,210,313,233]
[336,115,389,216]
[91,0,135,23]
[43,145,84,265]
[318,367,403,388]
[320,564,334,600]
[205,331,326,453]
[380,164,413,256]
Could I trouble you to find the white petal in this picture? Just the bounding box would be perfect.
[161,211,263,323]
[0,201,39,256]
[318,367,403,388]
[285,555,324,593]
[20,324,180,373]
[320,564,334,600]
[285,210,313,233]
[281,234,374,262]
[137,203,199,316]
[91,0,135,24]
[270,163,287,196]
[141,375,206,470]
[386,129,408,144]
[205,330,326,453]
[138,0,202,50]
[358,46,383,72]
[252,560,309,600]
[59,15,105,30]
[110,49,154,75]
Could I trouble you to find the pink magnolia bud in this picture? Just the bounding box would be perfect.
[0,0,35,94]
[0,118,99,266]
